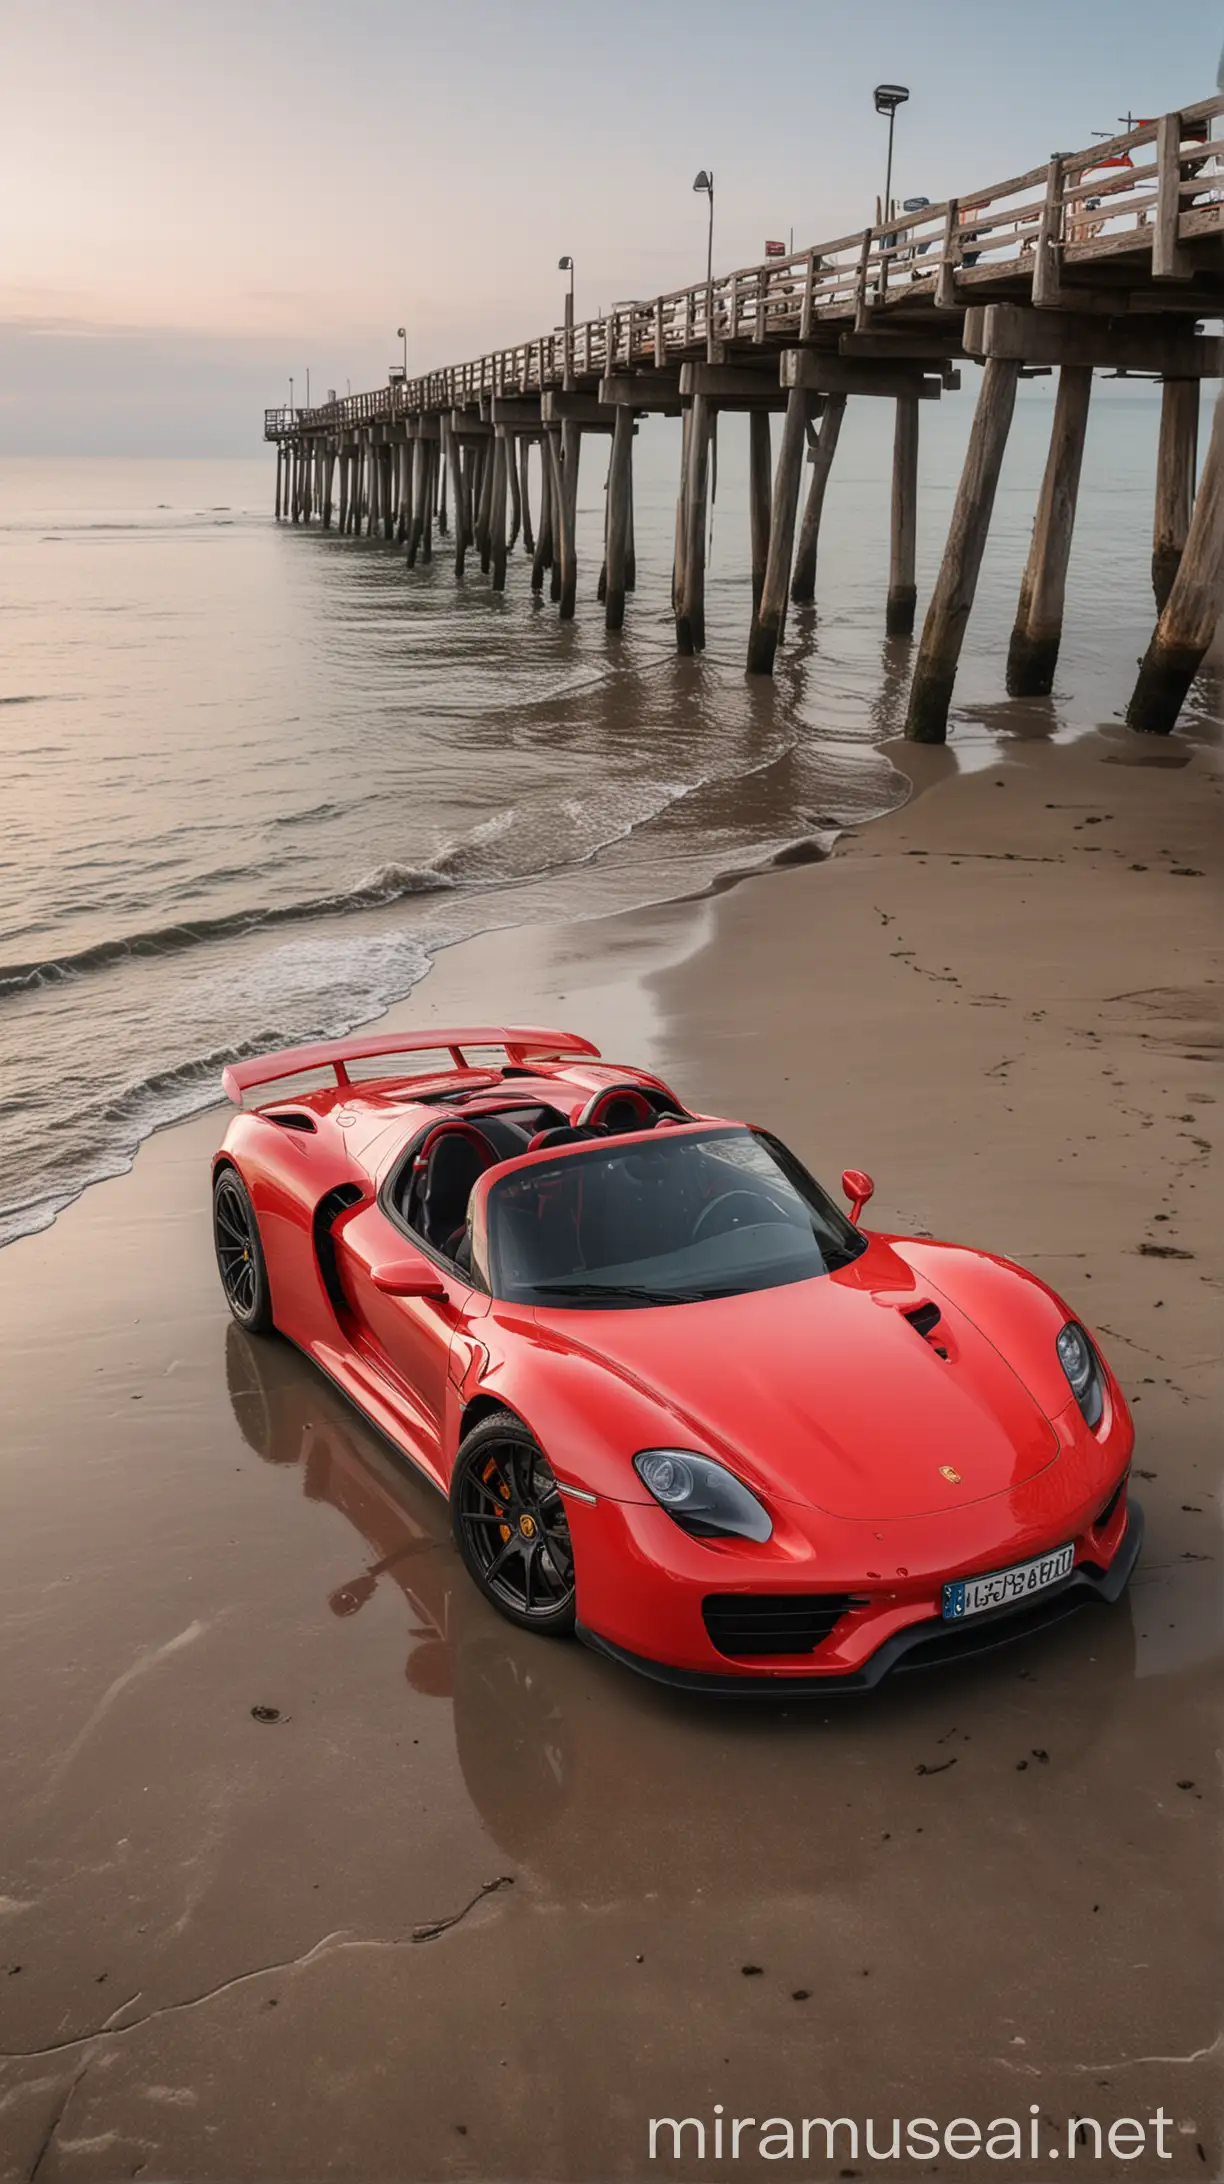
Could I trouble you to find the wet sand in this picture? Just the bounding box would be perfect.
[0,720,1220,2182]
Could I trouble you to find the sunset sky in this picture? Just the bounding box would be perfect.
[2,0,1219,452]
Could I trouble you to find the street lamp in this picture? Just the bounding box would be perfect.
[873,83,909,226]
[288,374,294,416]
[397,325,407,375]
[558,256,574,331]
[692,169,715,284]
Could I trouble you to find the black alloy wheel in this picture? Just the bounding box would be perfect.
[213,1169,274,1335]
[451,1413,577,1635]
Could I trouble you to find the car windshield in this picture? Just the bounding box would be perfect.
[484,1127,866,1307]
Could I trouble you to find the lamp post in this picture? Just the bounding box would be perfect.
[397,325,407,375]
[873,83,909,227]
[288,375,294,417]
[558,256,575,388]
[692,169,715,283]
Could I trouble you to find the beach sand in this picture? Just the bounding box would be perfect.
[0,719,1219,2181]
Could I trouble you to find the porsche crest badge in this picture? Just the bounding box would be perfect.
[939,1465,962,1484]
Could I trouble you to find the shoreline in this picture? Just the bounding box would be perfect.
[1,712,1220,2179]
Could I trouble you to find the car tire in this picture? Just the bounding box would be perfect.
[451,1412,576,1637]
[212,1167,275,1336]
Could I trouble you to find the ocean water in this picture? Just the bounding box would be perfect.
[1,392,1218,1245]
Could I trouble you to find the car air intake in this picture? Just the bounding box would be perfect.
[904,1302,942,1338]
[1094,1473,1128,1530]
[265,1109,317,1132]
[702,1593,860,1659]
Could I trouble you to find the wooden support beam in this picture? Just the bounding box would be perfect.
[274,446,283,522]
[676,392,713,653]
[489,431,509,590]
[364,436,378,536]
[336,447,348,533]
[672,409,692,617]
[905,356,1022,741]
[557,420,581,618]
[519,440,535,556]
[746,386,811,674]
[542,391,617,428]
[680,363,788,410]
[1031,157,1065,308]
[598,372,682,410]
[934,197,960,310]
[604,403,634,632]
[476,437,495,572]
[531,441,552,593]
[626,461,636,592]
[853,227,874,333]
[967,303,1221,376]
[421,442,435,563]
[1153,378,1200,610]
[450,410,494,439]
[490,398,542,429]
[748,409,772,615]
[781,350,942,400]
[406,439,426,566]
[1005,362,1092,695]
[545,428,565,603]
[443,419,467,576]
[839,331,963,362]
[381,443,394,540]
[506,428,522,550]
[1127,389,1224,732]
[1154,114,1192,281]
[886,394,921,635]
[437,450,448,537]
[791,393,846,606]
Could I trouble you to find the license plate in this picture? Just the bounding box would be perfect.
[942,1542,1075,1621]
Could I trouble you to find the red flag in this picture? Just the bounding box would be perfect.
[764,239,787,257]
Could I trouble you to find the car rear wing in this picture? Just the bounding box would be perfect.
[221,1025,602,1106]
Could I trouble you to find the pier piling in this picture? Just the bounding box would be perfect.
[905,357,1021,740]
[604,405,634,631]
[791,393,845,608]
[1153,378,1200,612]
[748,410,772,614]
[1127,389,1224,732]
[519,442,535,557]
[677,392,714,652]
[886,395,920,635]
[1006,363,1092,696]
[490,430,509,591]
[747,385,810,674]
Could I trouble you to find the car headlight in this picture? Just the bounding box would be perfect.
[1056,1321,1104,1430]
[633,1448,773,1543]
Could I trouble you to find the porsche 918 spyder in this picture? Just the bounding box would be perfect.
[211,1024,1140,1691]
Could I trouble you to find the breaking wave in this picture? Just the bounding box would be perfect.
[0,864,454,995]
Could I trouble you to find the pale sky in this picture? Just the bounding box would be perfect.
[1,0,1219,452]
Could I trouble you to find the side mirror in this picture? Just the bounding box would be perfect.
[841,1168,875,1225]
[371,1258,447,1299]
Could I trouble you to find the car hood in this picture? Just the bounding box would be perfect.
[531,1243,1059,1520]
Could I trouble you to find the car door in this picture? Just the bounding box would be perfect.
[333,1201,488,1485]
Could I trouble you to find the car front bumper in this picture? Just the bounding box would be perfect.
[564,1420,1141,1695]
[577,1501,1143,1694]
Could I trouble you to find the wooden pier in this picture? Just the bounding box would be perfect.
[266,98,1224,738]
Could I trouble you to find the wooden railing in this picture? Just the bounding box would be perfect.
[267,96,1223,441]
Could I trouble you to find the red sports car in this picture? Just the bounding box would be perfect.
[212,1024,1141,1691]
